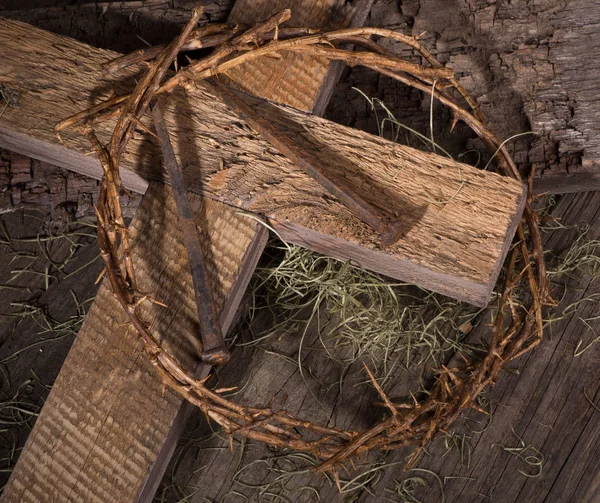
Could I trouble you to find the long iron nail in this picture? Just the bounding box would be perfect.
[151,98,230,366]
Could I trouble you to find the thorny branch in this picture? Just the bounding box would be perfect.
[58,6,550,479]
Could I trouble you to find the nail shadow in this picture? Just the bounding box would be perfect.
[221,86,429,240]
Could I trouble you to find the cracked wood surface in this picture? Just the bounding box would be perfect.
[136,1,374,498]
[328,0,600,194]
[0,19,526,306]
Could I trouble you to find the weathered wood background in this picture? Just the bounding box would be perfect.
[155,190,599,503]
[0,0,599,502]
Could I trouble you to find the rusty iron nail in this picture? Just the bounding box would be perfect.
[151,98,230,366]
[208,79,406,248]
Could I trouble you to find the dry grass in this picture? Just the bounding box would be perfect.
[493,428,544,478]
[0,212,99,492]
[243,238,484,384]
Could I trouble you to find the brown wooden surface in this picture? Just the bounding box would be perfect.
[0,19,527,306]
[0,2,598,502]
[153,191,600,503]
[0,183,268,502]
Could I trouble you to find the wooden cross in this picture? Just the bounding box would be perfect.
[0,2,525,501]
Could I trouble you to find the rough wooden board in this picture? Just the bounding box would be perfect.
[150,193,600,503]
[0,182,268,503]
[227,0,373,114]
[0,211,103,489]
[0,19,526,306]
[1,2,374,499]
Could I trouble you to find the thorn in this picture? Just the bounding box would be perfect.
[130,115,159,139]
[214,386,237,394]
[95,267,106,285]
[265,52,282,60]
[471,404,489,415]
[196,374,211,386]
[409,391,419,406]
[450,112,460,132]
[132,295,168,310]
[334,470,342,493]
[457,352,470,364]
[363,362,397,417]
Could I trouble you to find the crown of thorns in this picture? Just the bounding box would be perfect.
[57,7,550,484]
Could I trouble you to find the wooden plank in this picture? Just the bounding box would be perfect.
[391,191,600,503]
[0,19,526,306]
[1,182,268,503]
[226,0,373,115]
[0,212,104,490]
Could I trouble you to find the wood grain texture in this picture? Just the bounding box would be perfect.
[227,0,373,114]
[0,182,267,503]
[0,19,526,305]
[2,1,598,197]
[405,191,600,503]
[1,3,374,501]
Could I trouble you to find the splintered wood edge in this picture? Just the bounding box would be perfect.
[271,182,527,308]
[219,223,269,333]
[533,169,600,194]
[484,182,528,304]
[0,128,149,192]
